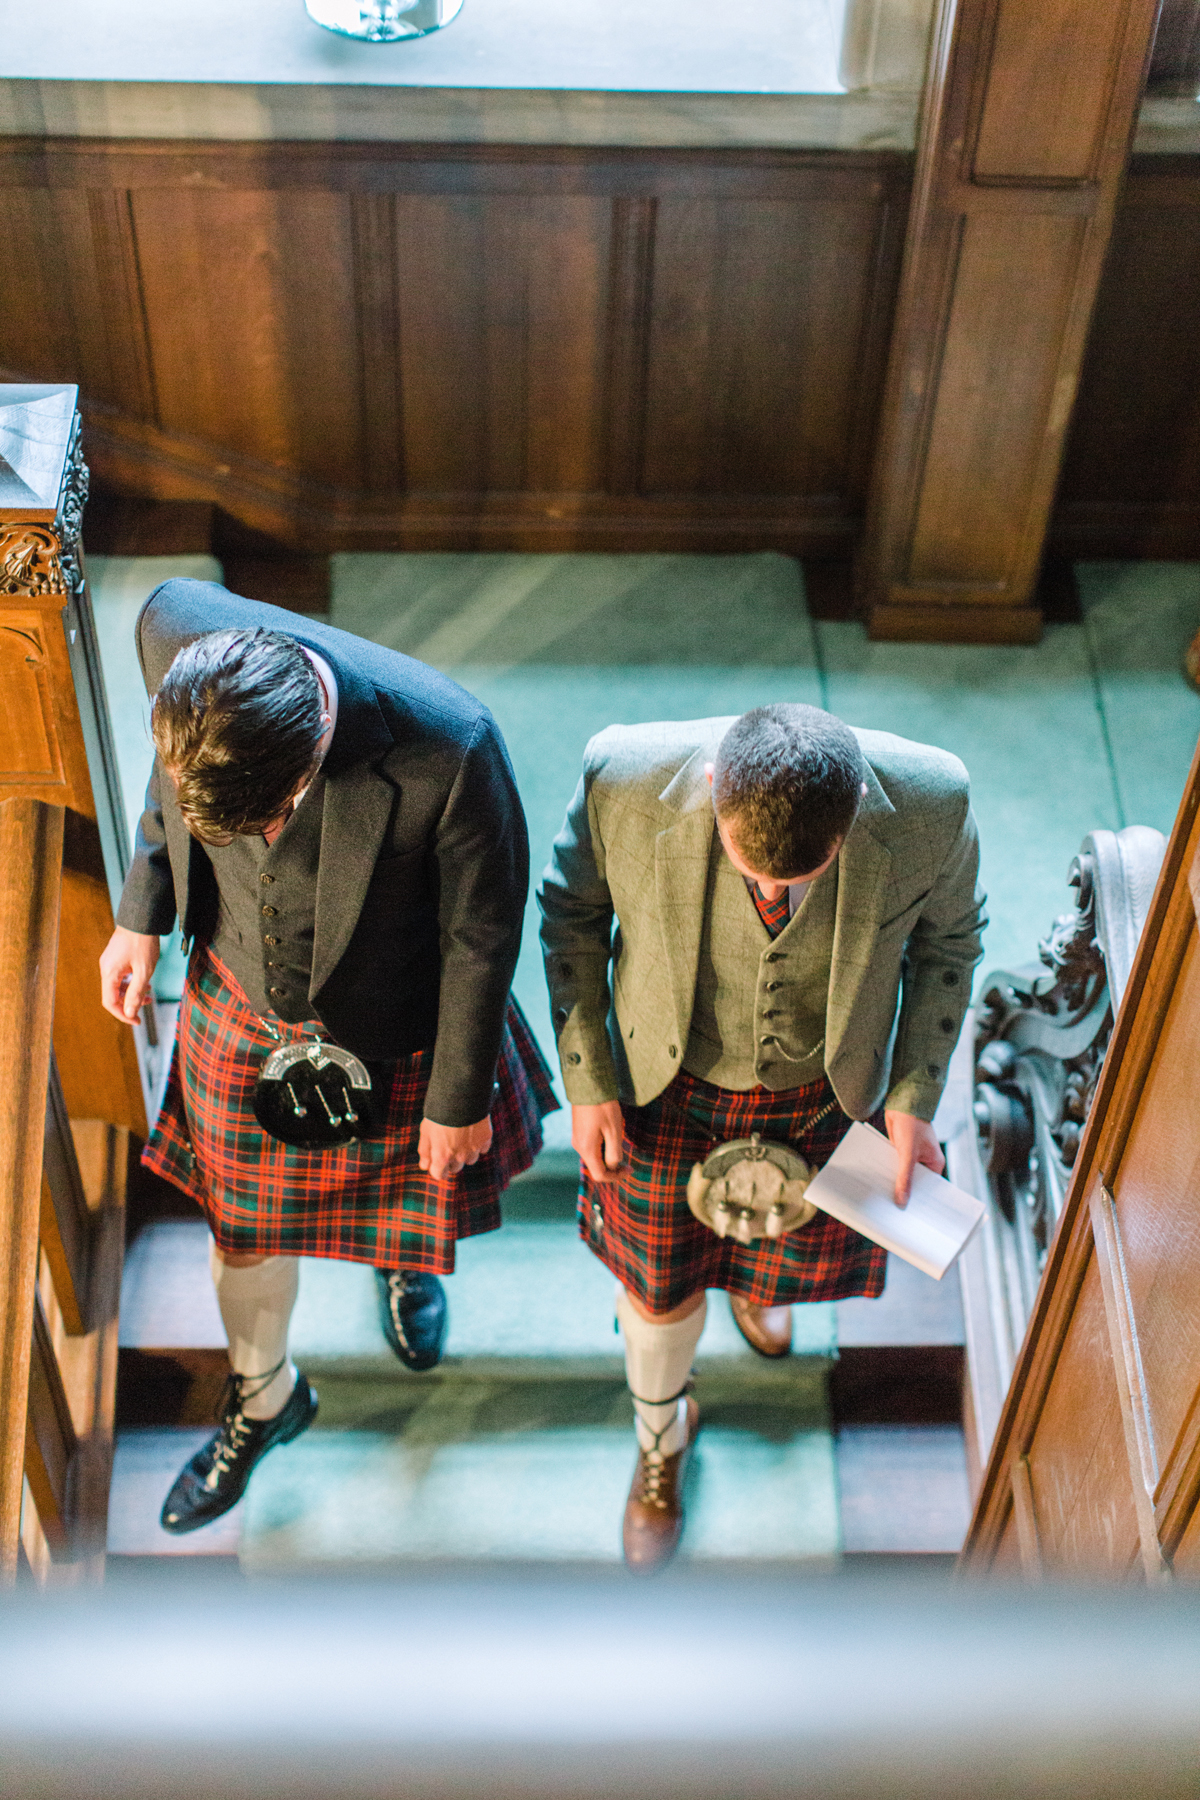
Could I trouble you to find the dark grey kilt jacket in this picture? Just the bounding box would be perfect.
[115,579,529,1127]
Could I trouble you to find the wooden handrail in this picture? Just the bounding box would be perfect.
[0,798,65,1581]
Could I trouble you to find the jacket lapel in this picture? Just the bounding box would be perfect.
[825,764,895,1071]
[654,738,723,1049]
[311,760,396,996]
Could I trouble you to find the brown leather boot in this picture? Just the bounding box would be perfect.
[730,1293,793,1358]
[622,1395,699,1574]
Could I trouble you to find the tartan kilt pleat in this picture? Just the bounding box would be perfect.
[580,1071,887,1311]
[144,949,559,1270]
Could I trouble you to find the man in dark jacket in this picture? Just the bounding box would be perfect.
[101,579,554,1535]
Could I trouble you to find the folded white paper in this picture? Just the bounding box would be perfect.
[804,1122,985,1280]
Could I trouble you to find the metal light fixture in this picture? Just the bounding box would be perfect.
[304,0,463,42]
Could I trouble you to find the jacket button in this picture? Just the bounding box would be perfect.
[261,905,278,917]
[554,1007,568,1027]
[940,1017,955,1033]
[560,961,573,978]
[260,873,275,886]
[766,981,782,992]
[765,952,786,963]
[926,1062,940,1078]
[270,986,284,998]
[668,1044,678,1058]
[760,1035,776,1046]
[566,1052,581,1065]
[942,969,958,986]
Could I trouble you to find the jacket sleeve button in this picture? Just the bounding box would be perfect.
[942,969,958,986]
[567,1052,581,1065]
[940,1017,955,1033]
[668,1044,678,1058]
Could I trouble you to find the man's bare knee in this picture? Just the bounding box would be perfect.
[622,1286,705,1325]
[214,1248,269,1270]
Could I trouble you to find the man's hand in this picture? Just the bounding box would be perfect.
[572,1100,625,1185]
[419,1115,492,1184]
[99,927,160,1023]
[884,1110,945,1209]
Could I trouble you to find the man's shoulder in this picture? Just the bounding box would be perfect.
[583,717,734,794]
[137,578,493,749]
[855,727,970,810]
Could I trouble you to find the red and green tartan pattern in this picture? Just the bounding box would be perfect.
[750,883,790,938]
[144,950,559,1270]
[580,1070,887,1311]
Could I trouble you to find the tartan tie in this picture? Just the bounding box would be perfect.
[751,883,790,939]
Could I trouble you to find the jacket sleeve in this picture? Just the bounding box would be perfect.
[537,765,621,1106]
[114,756,179,938]
[424,715,529,1127]
[884,799,987,1120]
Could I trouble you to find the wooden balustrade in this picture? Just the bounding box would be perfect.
[961,737,1200,1577]
[0,798,64,1579]
[0,386,141,1581]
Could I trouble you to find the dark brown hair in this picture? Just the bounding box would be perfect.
[712,703,865,879]
[151,629,326,842]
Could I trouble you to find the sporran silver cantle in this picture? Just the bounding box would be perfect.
[686,1132,817,1244]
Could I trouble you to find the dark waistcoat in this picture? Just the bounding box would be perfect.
[205,777,325,1024]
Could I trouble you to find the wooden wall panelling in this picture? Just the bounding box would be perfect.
[0,797,64,1580]
[39,1059,93,1338]
[1146,0,1200,93]
[857,0,1163,643]
[129,187,363,495]
[0,142,910,557]
[23,1293,77,1557]
[962,736,1200,1577]
[35,1120,130,1573]
[1052,159,1200,561]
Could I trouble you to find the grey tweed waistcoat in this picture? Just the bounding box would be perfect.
[681,835,835,1093]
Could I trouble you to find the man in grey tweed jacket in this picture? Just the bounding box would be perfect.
[539,703,986,1569]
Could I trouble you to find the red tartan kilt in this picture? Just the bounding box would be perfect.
[580,1070,887,1311]
[144,949,559,1271]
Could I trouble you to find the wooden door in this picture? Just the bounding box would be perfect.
[963,738,1200,1578]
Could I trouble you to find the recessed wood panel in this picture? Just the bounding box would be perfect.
[642,197,889,499]
[974,0,1126,182]
[1026,1250,1141,1572]
[130,188,362,487]
[908,213,1085,586]
[0,621,63,785]
[393,194,610,497]
[1110,928,1200,1482]
[1056,166,1200,541]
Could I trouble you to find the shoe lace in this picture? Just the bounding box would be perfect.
[641,1446,670,1509]
[209,1356,289,1477]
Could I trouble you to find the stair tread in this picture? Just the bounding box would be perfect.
[120,1217,837,1371]
[835,1425,971,1554]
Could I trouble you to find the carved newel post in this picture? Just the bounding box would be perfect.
[0,385,146,1136]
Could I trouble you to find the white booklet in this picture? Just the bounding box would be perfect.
[804,1122,985,1280]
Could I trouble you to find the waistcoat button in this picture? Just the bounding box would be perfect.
[262,905,278,917]
[260,873,275,886]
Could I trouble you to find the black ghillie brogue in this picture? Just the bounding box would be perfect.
[159,1368,317,1535]
[375,1268,448,1372]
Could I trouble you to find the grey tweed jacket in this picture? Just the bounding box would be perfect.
[115,579,528,1127]
[538,719,986,1122]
